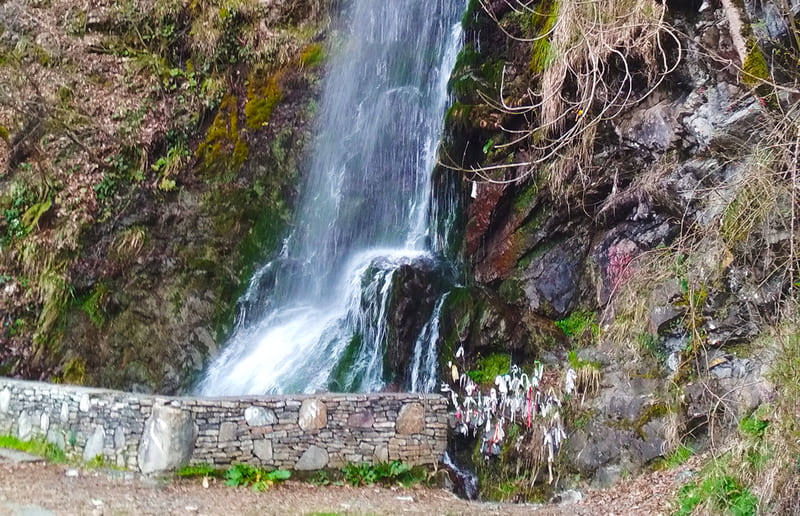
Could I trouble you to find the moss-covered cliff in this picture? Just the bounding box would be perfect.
[0,0,330,393]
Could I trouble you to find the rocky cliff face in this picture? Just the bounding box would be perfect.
[438,0,798,502]
[0,0,330,393]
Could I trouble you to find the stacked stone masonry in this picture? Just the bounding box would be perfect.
[0,378,449,473]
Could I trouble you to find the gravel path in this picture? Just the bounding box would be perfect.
[0,455,696,515]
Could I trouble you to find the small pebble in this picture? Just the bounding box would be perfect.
[65,469,79,478]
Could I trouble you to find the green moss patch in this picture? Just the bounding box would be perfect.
[0,435,66,462]
[244,70,282,130]
[299,43,325,68]
[742,38,768,87]
[327,334,362,392]
[196,95,249,175]
[555,309,597,339]
[528,0,559,74]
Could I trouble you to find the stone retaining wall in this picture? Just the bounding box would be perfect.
[0,378,448,473]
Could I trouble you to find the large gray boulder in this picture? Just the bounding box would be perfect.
[82,426,106,462]
[137,404,196,474]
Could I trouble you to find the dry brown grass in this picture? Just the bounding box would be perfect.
[470,0,680,188]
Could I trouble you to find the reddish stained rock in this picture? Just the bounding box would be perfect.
[465,182,506,256]
[347,411,374,429]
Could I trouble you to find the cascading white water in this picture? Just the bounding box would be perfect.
[409,292,449,393]
[197,1,464,396]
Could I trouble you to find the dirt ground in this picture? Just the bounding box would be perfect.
[0,456,701,516]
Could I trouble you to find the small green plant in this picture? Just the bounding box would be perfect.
[308,470,331,486]
[80,283,110,328]
[739,414,769,438]
[223,463,290,491]
[86,454,105,468]
[555,310,598,342]
[637,332,666,363]
[342,462,377,486]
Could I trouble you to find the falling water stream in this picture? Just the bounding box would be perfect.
[197,1,464,395]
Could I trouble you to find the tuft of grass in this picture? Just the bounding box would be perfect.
[80,283,110,328]
[86,454,105,468]
[112,226,147,261]
[739,414,769,438]
[299,43,324,67]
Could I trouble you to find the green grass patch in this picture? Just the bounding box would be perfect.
[555,309,598,339]
[467,352,510,384]
[0,435,66,462]
[177,463,223,478]
[566,349,599,370]
[656,444,693,469]
[299,43,325,67]
[675,472,758,516]
[739,414,769,438]
[341,460,426,487]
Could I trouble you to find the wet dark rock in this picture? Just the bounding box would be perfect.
[704,302,760,346]
[383,260,444,384]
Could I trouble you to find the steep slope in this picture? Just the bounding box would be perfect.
[438,0,798,509]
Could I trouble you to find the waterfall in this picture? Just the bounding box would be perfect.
[408,292,449,393]
[197,1,464,396]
